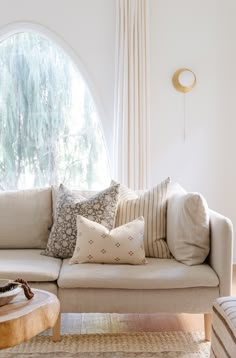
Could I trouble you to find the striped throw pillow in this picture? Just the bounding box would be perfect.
[111,180,138,201]
[114,178,171,258]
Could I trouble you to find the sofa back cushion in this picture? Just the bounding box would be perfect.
[0,188,52,249]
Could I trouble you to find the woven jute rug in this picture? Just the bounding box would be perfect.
[0,314,211,358]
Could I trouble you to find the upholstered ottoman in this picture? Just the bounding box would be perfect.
[211,296,236,357]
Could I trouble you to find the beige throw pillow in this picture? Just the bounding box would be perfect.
[70,216,146,265]
[42,183,120,258]
[167,187,210,266]
[114,178,171,258]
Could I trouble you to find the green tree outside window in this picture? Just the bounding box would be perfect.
[0,32,110,190]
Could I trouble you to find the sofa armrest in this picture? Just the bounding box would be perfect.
[209,209,233,296]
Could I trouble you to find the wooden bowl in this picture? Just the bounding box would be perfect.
[0,279,22,306]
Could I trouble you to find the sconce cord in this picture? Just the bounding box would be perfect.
[183,93,186,141]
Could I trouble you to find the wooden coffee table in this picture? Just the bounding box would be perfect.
[0,288,60,350]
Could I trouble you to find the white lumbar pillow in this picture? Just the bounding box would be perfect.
[167,186,210,266]
[69,216,146,265]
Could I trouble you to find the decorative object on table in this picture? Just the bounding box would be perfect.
[14,278,34,299]
[172,68,197,141]
[0,278,34,306]
[0,280,22,307]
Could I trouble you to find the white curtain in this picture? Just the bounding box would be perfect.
[113,0,150,190]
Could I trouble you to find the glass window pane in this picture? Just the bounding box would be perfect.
[0,32,110,190]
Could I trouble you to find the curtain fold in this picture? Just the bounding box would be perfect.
[114,0,150,190]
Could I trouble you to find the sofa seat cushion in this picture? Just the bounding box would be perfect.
[57,258,219,289]
[0,250,62,281]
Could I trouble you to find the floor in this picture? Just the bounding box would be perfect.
[62,266,236,334]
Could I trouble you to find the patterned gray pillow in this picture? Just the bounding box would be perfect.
[51,184,86,221]
[42,183,120,258]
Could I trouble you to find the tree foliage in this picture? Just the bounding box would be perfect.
[0,32,109,190]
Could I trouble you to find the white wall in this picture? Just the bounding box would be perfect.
[0,0,236,260]
[149,0,236,261]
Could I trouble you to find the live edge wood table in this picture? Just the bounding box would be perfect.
[0,289,60,350]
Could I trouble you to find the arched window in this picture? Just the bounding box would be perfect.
[0,31,110,190]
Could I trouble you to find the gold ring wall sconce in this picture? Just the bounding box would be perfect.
[172,68,196,141]
[172,68,196,93]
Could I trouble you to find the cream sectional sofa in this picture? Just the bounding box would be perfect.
[0,186,233,340]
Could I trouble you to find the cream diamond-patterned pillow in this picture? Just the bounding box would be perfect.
[69,215,146,265]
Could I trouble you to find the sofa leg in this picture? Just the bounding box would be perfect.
[52,312,61,342]
[204,313,212,341]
